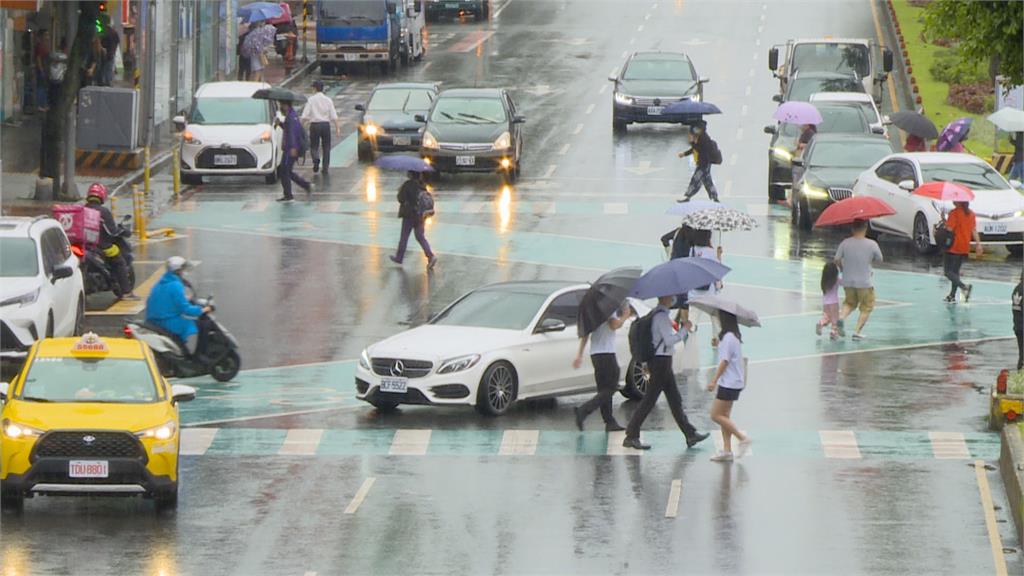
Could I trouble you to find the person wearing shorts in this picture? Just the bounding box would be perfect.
[706,311,751,462]
[834,220,883,340]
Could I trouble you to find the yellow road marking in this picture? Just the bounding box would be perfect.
[973,460,1008,576]
[85,267,162,316]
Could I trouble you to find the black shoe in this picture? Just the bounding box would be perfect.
[677,196,692,203]
[963,284,973,303]
[276,196,294,202]
[573,407,585,431]
[312,162,319,173]
[622,437,651,450]
[686,431,710,448]
[605,421,625,432]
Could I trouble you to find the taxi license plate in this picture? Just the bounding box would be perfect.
[343,53,362,61]
[380,377,408,393]
[213,154,237,166]
[982,222,1008,235]
[647,106,664,116]
[446,2,459,8]
[393,136,411,146]
[455,155,475,166]
[69,460,108,478]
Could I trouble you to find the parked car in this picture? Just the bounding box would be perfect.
[790,133,895,230]
[174,81,283,185]
[852,152,1024,255]
[810,91,886,135]
[609,51,709,133]
[764,101,873,202]
[417,88,525,181]
[425,0,488,21]
[774,70,864,103]
[355,281,668,416]
[0,217,85,360]
[356,82,439,161]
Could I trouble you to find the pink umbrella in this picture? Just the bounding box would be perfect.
[772,101,823,125]
[912,181,975,202]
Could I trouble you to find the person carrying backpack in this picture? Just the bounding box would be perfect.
[677,121,721,203]
[390,171,437,270]
[622,295,710,450]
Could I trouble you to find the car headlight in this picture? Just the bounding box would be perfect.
[0,288,40,308]
[772,147,793,162]
[493,131,511,150]
[1015,210,1024,218]
[422,131,439,149]
[363,124,381,136]
[2,419,45,440]
[613,92,634,105]
[801,181,829,200]
[437,354,481,374]
[135,420,177,441]
[359,349,371,370]
[251,130,272,145]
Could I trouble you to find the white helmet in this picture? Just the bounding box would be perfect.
[166,256,192,272]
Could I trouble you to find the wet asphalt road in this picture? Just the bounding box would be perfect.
[3,1,1023,575]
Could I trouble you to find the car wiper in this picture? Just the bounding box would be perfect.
[439,111,457,121]
[456,112,494,123]
[20,396,53,403]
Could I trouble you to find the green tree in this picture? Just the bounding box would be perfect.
[923,0,1024,87]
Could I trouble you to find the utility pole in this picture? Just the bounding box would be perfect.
[62,1,80,199]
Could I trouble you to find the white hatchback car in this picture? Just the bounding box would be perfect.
[0,217,85,359]
[175,81,283,185]
[852,152,1024,255]
[355,281,672,416]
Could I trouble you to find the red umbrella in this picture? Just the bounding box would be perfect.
[913,181,974,202]
[814,196,895,228]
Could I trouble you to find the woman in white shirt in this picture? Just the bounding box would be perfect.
[706,311,751,462]
[572,302,633,431]
[688,229,724,346]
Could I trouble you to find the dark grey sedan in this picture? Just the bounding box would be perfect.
[356,83,439,162]
[609,51,709,133]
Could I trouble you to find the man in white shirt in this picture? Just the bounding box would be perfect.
[301,80,341,174]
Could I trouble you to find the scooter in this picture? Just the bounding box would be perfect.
[124,294,241,383]
[72,214,136,297]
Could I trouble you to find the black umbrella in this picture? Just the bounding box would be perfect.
[889,111,938,140]
[577,267,642,338]
[252,87,307,105]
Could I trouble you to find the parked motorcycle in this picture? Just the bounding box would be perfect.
[71,214,136,297]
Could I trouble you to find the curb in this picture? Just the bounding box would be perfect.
[878,0,916,112]
[279,58,319,89]
[1000,424,1024,546]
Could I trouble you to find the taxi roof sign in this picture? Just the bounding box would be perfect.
[71,332,110,354]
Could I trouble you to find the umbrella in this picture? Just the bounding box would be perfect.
[888,111,938,140]
[665,199,725,216]
[936,117,973,151]
[772,101,822,125]
[630,257,731,299]
[374,155,435,173]
[678,208,758,232]
[577,267,642,337]
[238,1,284,23]
[987,107,1024,133]
[252,87,307,104]
[242,23,276,57]
[913,181,974,202]
[688,294,761,327]
[814,196,895,227]
[663,100,722,115]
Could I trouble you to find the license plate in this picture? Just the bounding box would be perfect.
[380,377,408,393]
[213,154,237,166]
[455,155,476,166]
[647,106,664,116]
[982,222,1008,235]
[69,460,108,478]
[343,53,362,61]
[393,136,411,146]
[446,2,459,7]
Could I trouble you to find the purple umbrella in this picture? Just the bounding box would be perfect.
[242,23,275,58]
[936,117,973,152]
[772,101,823,125]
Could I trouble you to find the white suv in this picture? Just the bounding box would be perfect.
[0,217,85,358]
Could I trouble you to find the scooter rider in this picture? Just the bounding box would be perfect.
[85,183,137,300]
[146,256,212,358]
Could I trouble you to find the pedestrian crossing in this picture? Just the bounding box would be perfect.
[178,427,998,460]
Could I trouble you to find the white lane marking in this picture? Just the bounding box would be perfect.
[756,38,761,46]
[183,404,353,428]
[762,3,767,10]
[278,429,324,456]
[724,180,733,197]
[741,104,748,116]
[645,13,651,20]
[599,83,609,95]
[304,572,317,576]
[745,85,752,96]
[389,429,431,456]
[630,37,636,45]
[736,127,744,140]
[746,203,771,216]
[760,13,766,21]
[665,479,683,518]
[498,429,539,455]
[729,153,738,166]
[758,25,764,34]
[607,431,645,455]
[752,52,758,61]
[929,431,970,459]
[559,143,571,155]
[820,430,862,459]
[713,430,752,455]
[573,123,584,135]
[604,202,629,214]
[180,428,218,456]
[585,103,595,115]
[622,50,628,58]
[653,2,659,7]
[344,477,376,514]
[543,164,557,178]
[637,24,644,32]
[749,68,755,78]
[492,0,513,18]
[421,61,433,72]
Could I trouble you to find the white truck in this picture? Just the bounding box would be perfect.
[768,38,894,104]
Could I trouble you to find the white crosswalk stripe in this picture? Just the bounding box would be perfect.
[606,430,645,455]
[929,431,970,459]
[278,429,324,456]
[389,429,431,456]
[498,430,539,456]
[180,428,219,456]
[820,430,862,459]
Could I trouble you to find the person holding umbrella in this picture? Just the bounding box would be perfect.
[572,298,634,432]
[677,121,721,203]
[275,98,312,202]
[390,169,437,270]
[834,220,883,340]
[889,111,938,153]
[942,200,982,303]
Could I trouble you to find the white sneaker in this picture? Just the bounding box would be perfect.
[736,437,753,458]
[852,332,866,341]
[710,450,734,462]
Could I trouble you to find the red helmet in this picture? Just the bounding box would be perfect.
[86,182,108,203]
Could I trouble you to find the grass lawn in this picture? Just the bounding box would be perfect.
[891,0,1014,161]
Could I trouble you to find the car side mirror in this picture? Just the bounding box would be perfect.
[898,179,916,192]
[1010,179,1023,190]
[871,126,885,135]
[607,75,617,82]
[414,114,426,123]
[771,94,782,103]
[513,115,526,124]
[354,104,365,112]
[698,77,710,84]
[171,384,197,404]
[536,318,566,334]
[791,158,804,168]
[52,265,74,282]
[763,125,776,135]
[173,115,186,131]
[768,47,779,71]
[0,382,8,401]
[883,48,893,72]
[882,115,892,125]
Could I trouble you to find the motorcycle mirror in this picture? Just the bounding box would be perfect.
[0,382,8,401]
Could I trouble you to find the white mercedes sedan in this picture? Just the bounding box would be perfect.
[355,281,655,416]
[852,152,1024,255]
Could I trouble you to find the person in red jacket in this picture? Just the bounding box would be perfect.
[943,201,982,303]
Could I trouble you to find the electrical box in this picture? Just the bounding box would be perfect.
[76,86,139,150]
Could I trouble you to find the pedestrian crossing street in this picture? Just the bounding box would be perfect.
[179,427,998,460]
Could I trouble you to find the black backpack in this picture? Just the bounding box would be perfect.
[628,308,665,364]
[708,138,723,165]
[417,188,435,218]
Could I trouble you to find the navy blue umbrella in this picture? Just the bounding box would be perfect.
[374,155,435,172]
[663,100,722,115]
[630,257,730,299]
[238,2,285,23]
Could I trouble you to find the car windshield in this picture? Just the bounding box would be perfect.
[368,89,435,112]
[808,141,893,168]
[0,238,39,278]
[191,97,270,125]
[430,289,549,330]
[791,43,870,77]
[429,97,507,125]
[788,77,863,101]
[320,0,385,22]
[780,106,868,139]
[19,357,159,403]
[920,162,1011,191]
[623,58,694,81]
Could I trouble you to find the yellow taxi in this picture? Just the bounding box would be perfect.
[0,333,195,511]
